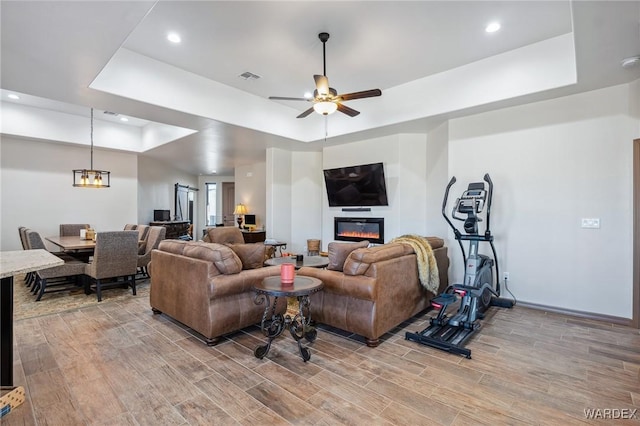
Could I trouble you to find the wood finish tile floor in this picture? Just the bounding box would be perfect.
[4,292,640,425]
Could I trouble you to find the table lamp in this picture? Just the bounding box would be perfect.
[233,203,248,228]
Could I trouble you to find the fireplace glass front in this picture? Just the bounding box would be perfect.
[334,217,384,244]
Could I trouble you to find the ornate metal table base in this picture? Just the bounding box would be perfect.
[254,294,317,361]
[253,276,323,362]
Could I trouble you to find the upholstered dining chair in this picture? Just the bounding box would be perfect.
[25,230,84,299]
[137,226,166,277]
[84,231,138,302]
[59,223,90,236]
[136,225,150,254]
[124,224,137,231]
[33,258,86,302]
[19,227,37,288]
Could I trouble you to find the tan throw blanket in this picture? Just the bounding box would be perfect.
[389,234,440,293]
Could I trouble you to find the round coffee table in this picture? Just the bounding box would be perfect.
[263,256,329,269]
[253,275,323,362]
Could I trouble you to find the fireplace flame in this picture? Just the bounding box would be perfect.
[337,231,380,239]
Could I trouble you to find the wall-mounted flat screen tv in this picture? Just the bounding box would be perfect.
[323,162,389,207]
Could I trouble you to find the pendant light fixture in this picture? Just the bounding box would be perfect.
[73,108,111,188]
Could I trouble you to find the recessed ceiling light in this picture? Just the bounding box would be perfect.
[8,94,20,100]
[304,92,313,99]
[120,117,129,122]
[621,56,640,68]
[167,32,181,43]
[485,22,501,33]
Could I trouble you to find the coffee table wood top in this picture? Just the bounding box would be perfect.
[254,276,323,298]
[264,256,329,269]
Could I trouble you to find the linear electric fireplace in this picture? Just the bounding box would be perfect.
[334,217,384,244]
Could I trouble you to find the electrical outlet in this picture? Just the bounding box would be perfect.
[503,271,510,281]
[581,218,600,229]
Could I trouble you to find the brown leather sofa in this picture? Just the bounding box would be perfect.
[297,237,449,347]
[149,239,285,345]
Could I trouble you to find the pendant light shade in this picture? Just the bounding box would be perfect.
[73,108,111,188]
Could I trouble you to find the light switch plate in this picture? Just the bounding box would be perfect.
[581,218,600,229]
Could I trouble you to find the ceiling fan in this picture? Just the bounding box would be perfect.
[269,32,382,118]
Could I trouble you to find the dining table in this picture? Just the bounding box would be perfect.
[45,235,96,251]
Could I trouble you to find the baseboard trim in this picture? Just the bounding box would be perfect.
[516,301,632,327]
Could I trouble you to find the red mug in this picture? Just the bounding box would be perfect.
[280,263,295,284]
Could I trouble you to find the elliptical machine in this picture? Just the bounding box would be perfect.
[405,173,513,358]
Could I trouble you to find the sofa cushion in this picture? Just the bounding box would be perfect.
[158,239,190,255]
[183,242,242,275]
[327,240,370,271]
[227,243,266,269]
[343,243,411,276]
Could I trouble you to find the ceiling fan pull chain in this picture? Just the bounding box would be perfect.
[325,116,328,141]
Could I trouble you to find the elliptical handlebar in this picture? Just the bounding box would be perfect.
[442,176,460,239]
[483,173,493,237]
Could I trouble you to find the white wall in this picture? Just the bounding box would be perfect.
[290,151,323,254]
[631,79,640,133]
[266,147,292,243]
[235,162,266,229]
[448,83,637,318]
[1,136,137,251]
[425,122,450,238]
[137,155,198,226]
[320,134,448,249]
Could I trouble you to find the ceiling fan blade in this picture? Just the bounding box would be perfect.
[269,96,308,101]
[338,89,382,101]
[314,75,330,96]
[296,107,315,118]
[337,103,360,117]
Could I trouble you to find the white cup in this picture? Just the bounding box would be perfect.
[80,229,86,239]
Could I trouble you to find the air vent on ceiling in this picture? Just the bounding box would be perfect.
[239,71,261,81]
[103,111,119,116]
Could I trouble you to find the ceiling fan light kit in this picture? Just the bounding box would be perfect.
[313,101,338,115]
[269,32,382,118]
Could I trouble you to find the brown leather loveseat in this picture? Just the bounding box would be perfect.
[149,239,285,345]
[298,237,448,347]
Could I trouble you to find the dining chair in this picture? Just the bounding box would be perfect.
[19,227,36,288]
[33,258,87,302]
[59,224,90,237]
[136,225,150,254]
[137,226,166,277]
[124,224,137,231]
[84,231,138,302]
[25,230,83,298]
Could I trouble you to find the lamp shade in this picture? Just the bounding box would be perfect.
[233,203,248,215]
[313,101,338,115]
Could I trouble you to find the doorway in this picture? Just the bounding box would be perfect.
[222,182,236,227]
